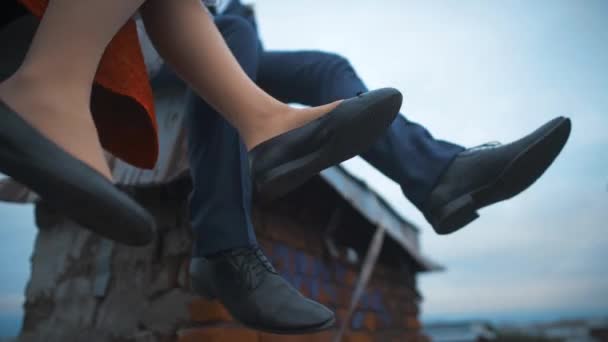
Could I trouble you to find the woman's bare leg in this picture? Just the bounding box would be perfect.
[0,0,146,180]
[140,0,341,150]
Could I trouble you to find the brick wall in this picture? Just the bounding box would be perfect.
[19,178,427,342]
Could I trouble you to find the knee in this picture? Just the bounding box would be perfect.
[215,15,257,45]
[324,52,352,70]
[307,51,354,76]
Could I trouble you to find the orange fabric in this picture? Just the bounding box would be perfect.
[19,0,159,169]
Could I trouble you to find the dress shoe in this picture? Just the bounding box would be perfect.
[250,88,402,202]
[190,247,335,334]
[424,117,571,234]
[0,101,156,245]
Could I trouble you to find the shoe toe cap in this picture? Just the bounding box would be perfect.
[254,280,335,331]
[282,298,335,328]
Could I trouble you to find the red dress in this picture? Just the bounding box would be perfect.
[19,0,159,169]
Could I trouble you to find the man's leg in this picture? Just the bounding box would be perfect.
[185,16,336,333]
[257,51,570,234]
[256,50,464,210]
[186,15,259,257]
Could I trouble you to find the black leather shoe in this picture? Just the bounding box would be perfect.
[250,88,402,202]
[190,247,335,334]
[0,101,156,246]
[424,117,571,234]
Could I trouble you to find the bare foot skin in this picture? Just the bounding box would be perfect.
[0,76,113,181]
[243,100,343,150]
[140,0,344,153]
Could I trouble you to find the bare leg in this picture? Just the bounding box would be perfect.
[0,0,146,180]
[140,0,341,150]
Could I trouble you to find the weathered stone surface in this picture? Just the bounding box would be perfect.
[144,263,173,298]
[140,289,195,334]
[25,219,90,298]
[131,331,167,342]
[20,326,116,342]
[19,182,427,341]
[53,277,97,327]
[94,285,148,336]
[161,227,191,258]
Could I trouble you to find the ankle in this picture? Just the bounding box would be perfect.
[0,69,90,112]
[241,106,296,150]
[204,245,259,259]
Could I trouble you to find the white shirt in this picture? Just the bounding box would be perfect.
[206,0,232,14]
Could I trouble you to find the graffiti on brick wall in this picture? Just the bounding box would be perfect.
[261,239,419,332]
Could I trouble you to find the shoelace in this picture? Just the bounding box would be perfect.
[254,248,276,273]
[229,247,276,290]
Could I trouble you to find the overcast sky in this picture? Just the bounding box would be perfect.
[251,0,608,322]
[0,0,607,335]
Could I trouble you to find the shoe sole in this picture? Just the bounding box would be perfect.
[0,102,156,246]
[191,275,337,334]
[432,117,572,234]
[248,316,337,335]
[254,91,402,202]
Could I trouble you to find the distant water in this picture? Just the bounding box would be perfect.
[423,309,608,325]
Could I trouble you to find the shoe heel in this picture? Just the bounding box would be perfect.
[432,194,479,234]
[190,275,217,300]
[189,258,218,299]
